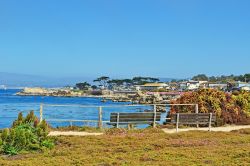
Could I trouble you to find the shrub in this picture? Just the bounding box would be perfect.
[3,144,18,155]
[0,111,54,155]
[170,89,250,125]
[41,140,55,149]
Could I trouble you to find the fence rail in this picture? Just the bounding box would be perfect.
[39,103,199,129]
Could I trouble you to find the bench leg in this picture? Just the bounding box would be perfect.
[208,113,212,131]
[176,113,179,133]
[127,124,134,130]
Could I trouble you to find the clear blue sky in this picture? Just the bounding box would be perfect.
[0,0,249,78]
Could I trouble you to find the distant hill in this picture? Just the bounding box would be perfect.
[0,72,183,88]
[0,72,94,88]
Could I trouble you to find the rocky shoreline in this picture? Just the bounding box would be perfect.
[17,87,174,112]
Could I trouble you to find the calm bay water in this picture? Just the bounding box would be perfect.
[0,89,166,128]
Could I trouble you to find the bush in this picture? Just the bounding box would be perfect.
[3,144,18,155]
[41,140,55,149]
[170,89,250,125]
[0,111,54,155]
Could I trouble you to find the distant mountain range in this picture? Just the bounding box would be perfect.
[0,72,181,88]
[0,72,94,88]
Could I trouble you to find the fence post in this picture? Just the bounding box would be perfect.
[40,104,43,122]
[176,113,179,133]
[209,113,212,131]
[98,106,103,129]
[116,113,120,128]
[195,104,199,128]
[153,105,157,128]
[195,104,199,113]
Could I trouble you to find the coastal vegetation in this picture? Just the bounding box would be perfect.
[0,128,250,165]
[192,73,250,82]
[170,89,250,125]
[75,82,91,90]
[91,76,161,89]
[0,111,54,155]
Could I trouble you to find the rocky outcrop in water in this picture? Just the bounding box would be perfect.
[16,87,83,97]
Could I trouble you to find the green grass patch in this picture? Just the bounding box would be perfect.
[51,126,103,133]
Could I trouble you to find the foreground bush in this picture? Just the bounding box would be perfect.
[170,89,250,125]
[0,111,54,155]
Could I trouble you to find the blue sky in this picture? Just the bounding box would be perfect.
[0,0,249,78]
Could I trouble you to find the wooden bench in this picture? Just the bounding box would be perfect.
[108,112,161,128]
[169,113,216,132]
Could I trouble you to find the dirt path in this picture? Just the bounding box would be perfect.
[162,125,250,134]
[49,125,250,136]
[49,131,103,136]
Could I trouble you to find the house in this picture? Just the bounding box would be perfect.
[179,80,208,91]
[208,83,228,90]
[227,81,250,91]
[136,83,170,91]
[237,82,250,88]
[241,86,250,91]
[236,82,250,91]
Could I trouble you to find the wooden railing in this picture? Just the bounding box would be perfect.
[39,103,199,129]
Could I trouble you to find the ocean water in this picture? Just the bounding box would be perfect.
[0,89,167,129]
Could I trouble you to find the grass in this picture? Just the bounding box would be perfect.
[50,126,103,133]
[0,128,250,166]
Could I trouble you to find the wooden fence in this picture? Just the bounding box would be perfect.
[39,103,199,129]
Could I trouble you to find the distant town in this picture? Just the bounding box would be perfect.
[14,73,250,105]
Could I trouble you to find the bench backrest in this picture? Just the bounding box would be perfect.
[171,113,216,124]
[110,112,161,123]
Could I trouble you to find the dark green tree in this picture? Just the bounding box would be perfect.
[94,76,110,88]
[192,74,208,81]
[75,82,91,90]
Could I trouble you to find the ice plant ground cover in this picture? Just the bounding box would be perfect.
[0,128,249,165]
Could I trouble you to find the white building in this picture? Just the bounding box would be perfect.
[208,83,228,90]
[180,80,208,90]
[236,82,250,91]
[241,86,250,91]
[136,83,170,91]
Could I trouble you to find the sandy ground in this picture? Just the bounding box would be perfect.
[162,125,250,134]
[48,131,103,136]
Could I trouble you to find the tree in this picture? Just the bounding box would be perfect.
[132,77,159,85]
[93,76,110,88]
[91,85,98,90]
[75,82,91,90]
[192,74,208,81]
[209,76,217,82]
[244,73,250,82]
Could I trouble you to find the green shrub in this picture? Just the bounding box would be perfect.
[1,128,9,141]
[0,111,54,155]
[41,139,55,149]
[0,137,2,146]
[3,144,18,155]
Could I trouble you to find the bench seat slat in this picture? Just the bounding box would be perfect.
[170,113,216,125]
[111,115,161,117]
[109,112,161,124]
